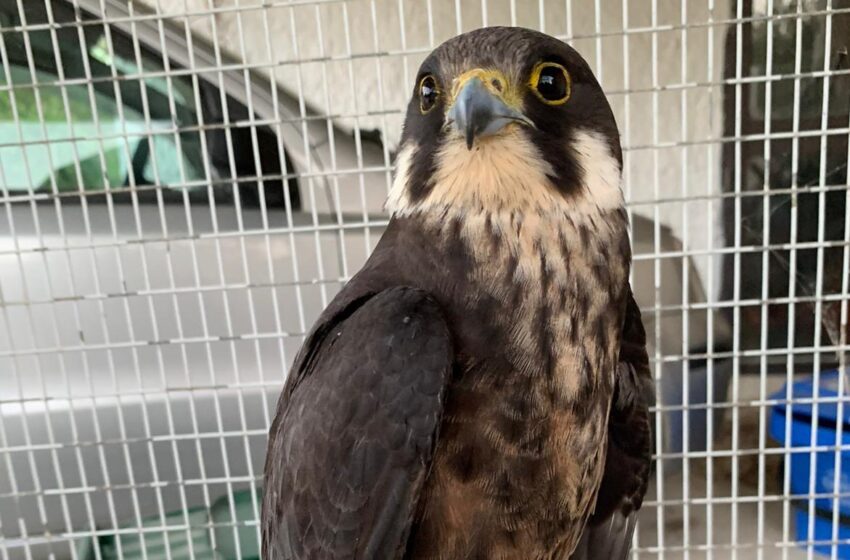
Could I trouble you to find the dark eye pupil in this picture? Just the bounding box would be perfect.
[420,76,438,111]
[536,67,567,101]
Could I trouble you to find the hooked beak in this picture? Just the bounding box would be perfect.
[447,73,534,150]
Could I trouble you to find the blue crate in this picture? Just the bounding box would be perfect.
[794,507,850,559]
[770,370,850,557]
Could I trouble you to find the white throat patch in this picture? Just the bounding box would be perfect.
[386,127,624,219]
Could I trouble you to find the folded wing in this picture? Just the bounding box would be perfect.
[262,287,454,560]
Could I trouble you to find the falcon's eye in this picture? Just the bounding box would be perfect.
[419,75,439,114]
[530,62,571,105]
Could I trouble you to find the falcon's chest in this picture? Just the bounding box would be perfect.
[440,205,630,397]
[404,209,630,559]
[384,129,632,557]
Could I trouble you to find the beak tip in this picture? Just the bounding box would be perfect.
[465,132,475,150]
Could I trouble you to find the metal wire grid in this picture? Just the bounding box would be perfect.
[0,0,847,559]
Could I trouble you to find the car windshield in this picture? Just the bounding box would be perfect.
[0,12,207,196]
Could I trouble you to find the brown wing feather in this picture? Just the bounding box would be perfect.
[261,287,454,559]
[571,287,653,560]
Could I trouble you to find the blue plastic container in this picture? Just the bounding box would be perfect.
[770,370,850,557]
[794,507,850,558]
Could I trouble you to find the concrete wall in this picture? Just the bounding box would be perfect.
[145,0,731,293]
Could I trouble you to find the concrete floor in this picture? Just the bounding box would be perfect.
[636,467,810,559]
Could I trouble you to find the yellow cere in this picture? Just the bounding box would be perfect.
[450,68,525,111]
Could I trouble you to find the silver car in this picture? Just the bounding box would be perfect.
[0,1,730,558]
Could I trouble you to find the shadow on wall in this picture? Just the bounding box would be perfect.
[721,1,850,361]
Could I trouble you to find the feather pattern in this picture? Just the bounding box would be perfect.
[570,291,653,560]
[262,287,453,559]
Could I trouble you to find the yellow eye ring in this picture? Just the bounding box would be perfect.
[419,74,440,114]
[529,62,571,105]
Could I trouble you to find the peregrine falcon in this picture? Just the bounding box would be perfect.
[262,26,652,560]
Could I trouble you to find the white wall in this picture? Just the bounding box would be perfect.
[144,0,731,294]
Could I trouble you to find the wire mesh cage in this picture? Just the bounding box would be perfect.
[0,0,848,558]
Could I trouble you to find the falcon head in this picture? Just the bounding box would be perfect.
[387,27,624,219]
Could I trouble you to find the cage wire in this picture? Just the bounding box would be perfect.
[0,0,848,558]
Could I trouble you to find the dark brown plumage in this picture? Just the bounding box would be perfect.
[262,27,652,560]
